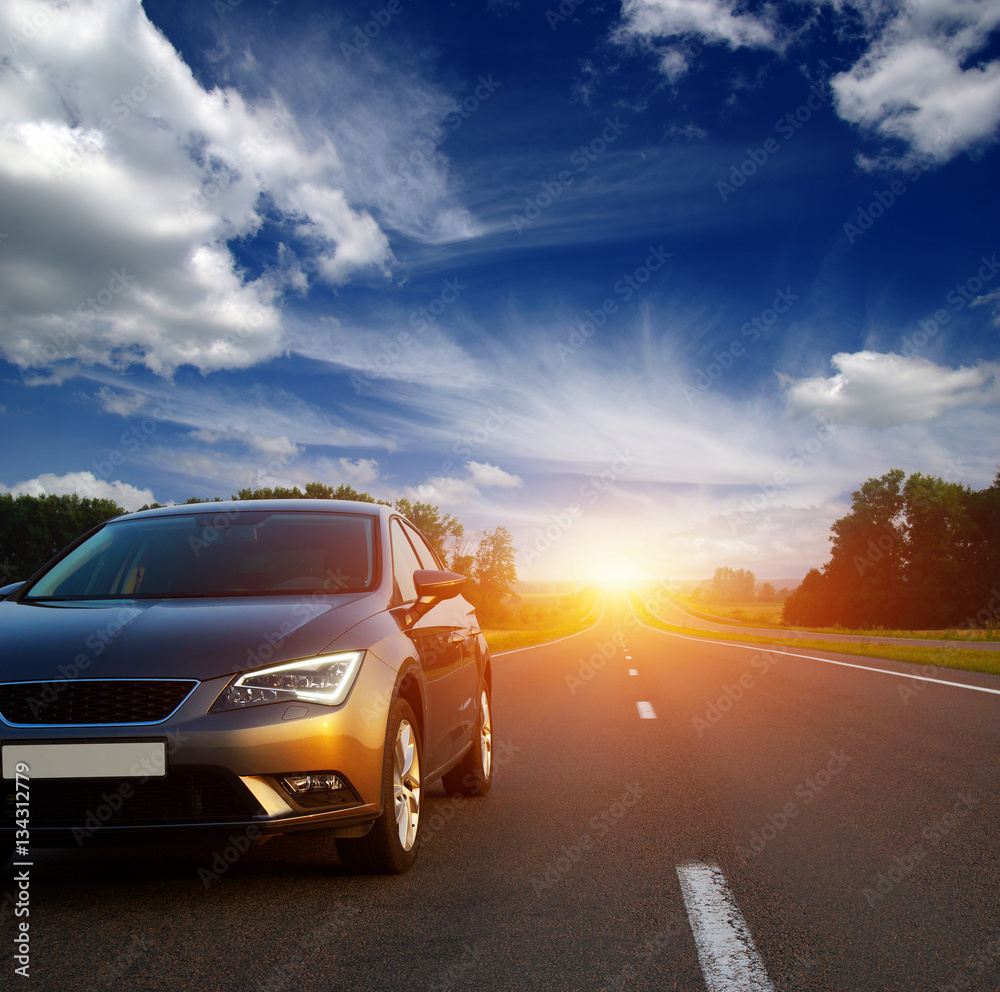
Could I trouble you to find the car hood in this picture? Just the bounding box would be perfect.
[0,594,388,682]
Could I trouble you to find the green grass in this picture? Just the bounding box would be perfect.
[672,592,999,641]
[483,589,601,653]
[631,594,1000,677]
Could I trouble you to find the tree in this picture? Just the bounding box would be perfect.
[711,567,756,603]
[0,493,125,583]
[782,568,835,627]
[393,498,464,564]
[900,473,976,628]
[823,468,907,627]
[232,482,380,502]
[468,526,517,624]
[759,582,776,602]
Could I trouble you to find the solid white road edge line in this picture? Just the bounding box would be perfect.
[676,861,775,992]
[636,701,656,719]
[629,592,1000,697]
[494,590,609,656]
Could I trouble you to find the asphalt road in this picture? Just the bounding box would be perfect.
[2,593,999,991]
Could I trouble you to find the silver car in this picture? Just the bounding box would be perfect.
[0,499,493,874]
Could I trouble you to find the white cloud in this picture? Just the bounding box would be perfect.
[403,461,522,506]
[832,5,1000,164]
[616,0,1000,164]
[466,461,523,489]
[187,428,302,463]
[96,386,148,417]
[289,316,486,391]
[617,0,778,51]
[78,374,390,450]
[1,471,154,510]
[781,351,1000,426]
[0,0,393,376]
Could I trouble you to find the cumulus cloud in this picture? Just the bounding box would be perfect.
[0,0,392,376]
[466,461,523,489]
[615,0,1000,164]
[1,471,154,510]
[831,0,1000,164]
[780,351,1000,426]
[404,461,523,505]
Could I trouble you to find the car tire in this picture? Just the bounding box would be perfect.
[336,698,422,874]
[442,683,493,798]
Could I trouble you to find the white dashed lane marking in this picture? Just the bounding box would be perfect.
[628,669,638,676]
[636,701,656,719]
[676,861,775,992]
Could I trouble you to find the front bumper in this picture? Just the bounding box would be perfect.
[0,653,396,847]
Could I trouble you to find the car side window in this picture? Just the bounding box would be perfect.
[402,521,442,570]
[390,519,423,603]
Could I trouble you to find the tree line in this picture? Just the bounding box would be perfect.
[0,485,517,621]
[782,468,1000,630]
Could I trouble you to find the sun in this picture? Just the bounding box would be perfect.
[586,551,659,590]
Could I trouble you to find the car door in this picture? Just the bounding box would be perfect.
[389,519,477,775]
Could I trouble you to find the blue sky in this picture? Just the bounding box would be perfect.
[1,0,999,581]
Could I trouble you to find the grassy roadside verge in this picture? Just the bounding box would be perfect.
[630,594,1000,678]
[483,589,602,653]
[670,592,999,642]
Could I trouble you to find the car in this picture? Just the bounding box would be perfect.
[0,499,493,874]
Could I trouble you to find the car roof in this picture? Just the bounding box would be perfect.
[113,499,393,522]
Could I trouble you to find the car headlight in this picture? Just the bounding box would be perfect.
[210,651,364,712]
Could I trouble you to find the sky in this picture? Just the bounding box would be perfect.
[1,0,999,583]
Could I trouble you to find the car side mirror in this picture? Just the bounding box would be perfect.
[407,570,466,624]
[0,581,24,600]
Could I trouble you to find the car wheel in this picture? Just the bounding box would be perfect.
[442,683,493,797]
[336,698,422,874]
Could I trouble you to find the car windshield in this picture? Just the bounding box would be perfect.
[23,510,378,600]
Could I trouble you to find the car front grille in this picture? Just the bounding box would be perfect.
[2,769,261,828]
[0,680,198,725]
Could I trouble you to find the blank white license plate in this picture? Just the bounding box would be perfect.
[2,742,166,779]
